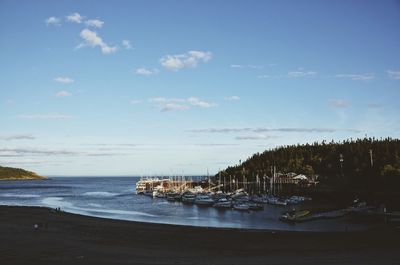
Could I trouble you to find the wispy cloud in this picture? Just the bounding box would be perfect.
[149,97,216,112]
[224,96,240,101]
[235,135,276,140]
[367,102,383,108]
[0,134,35,141]
[130,99,142,104]
[287,70,317,78]
[18,114,73,119]
[85,19,104,28]
[329,99,349,108]
[0,148,78,156]
[187,97,214,108]
[160,50,212,71]
[45,16,61,26]
[56,91,71,97]
[335,73,374,81]
[122,40,133,50]
[135,67,159,76]
[66,12,84,23]
[230,64,263,69]
[161,103,190,112]
[387,70,400,80]
[54,76,74,84]
[77,29,117,54]
[189,127,361,134]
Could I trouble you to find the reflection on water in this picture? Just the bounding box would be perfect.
[0,177,380,231]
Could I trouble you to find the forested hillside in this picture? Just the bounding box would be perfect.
[218,138,400,192]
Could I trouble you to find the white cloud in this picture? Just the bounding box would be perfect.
[224,96,240,101]
[230,64,263,69]
[0,134,35,141]
[287,70,317,77]
[45,16,61,26]
[56,91,72,97]
[18,114,73,119]
[135,68,159,76]
[149,97,216,112]
[335,73,374,81]
[130,100,142,104]
[77,29,117,54]
[329,99,349,108]
[161,103,190,112]
[235,134,276,140]
[257,75,271,79]
[122,40,133,50]
[187,97,215,108]
[85,19,104,28]
[387,70,400,80]
[54,76,74,84]
[160,50,212,71]
[66,12,84,23]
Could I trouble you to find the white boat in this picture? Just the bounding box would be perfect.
[233,203,250,211]
[153,190,165,198]
[182,193,196,204]
[248,202,263,211]
[213,198,232,209]
[194,194,214,206]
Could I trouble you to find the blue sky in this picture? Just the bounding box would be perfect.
[0,0,399,176]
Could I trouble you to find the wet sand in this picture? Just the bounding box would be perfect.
[0,205,399,265]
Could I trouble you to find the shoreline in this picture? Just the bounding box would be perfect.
[1,205,399,265]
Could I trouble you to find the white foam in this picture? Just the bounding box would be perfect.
[88,203,103,208]
[41,197,73,208]
[0,193,40,198]
[88,208,156,217]
[40,196,156,218]
[83,191,118,197]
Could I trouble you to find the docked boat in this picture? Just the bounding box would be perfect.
[248,202,263,211]
[135,181,146,194]
[194,194,214,206]
[153,190,165,198]
[181,193,196,204]
[233,203,250,211]
[213,198,232,209]
[267,196,287,206]
[166,192,181,202]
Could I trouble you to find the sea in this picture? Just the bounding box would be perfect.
[0,177,378,231]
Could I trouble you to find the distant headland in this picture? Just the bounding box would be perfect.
[0,166,47,180]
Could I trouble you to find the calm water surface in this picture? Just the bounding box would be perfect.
[0,177,378,231]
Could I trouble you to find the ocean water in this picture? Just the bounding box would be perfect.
[0,177,377,231]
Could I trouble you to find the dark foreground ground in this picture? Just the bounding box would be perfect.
[0,206,399,265]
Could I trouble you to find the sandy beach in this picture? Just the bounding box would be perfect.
[0,206,399,265]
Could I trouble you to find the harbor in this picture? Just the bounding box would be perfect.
[134,174,313,212]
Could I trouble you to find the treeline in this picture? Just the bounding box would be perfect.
[0,166,45,180]
[217,138,400,193]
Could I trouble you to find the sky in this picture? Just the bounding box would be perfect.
[0,0,399,176]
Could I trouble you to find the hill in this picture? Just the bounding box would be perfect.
[0,166,47,180]
[217,137,400,203]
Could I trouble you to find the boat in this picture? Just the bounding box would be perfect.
[135,181,147,194]
[153,190,165,198]
[267,196,287,206]
[181,193,196,204]
[233,203,250,211]
[213,198,232,209]
[166,192,181,202]
[144,190,154,197]
[248,202,263,211]
[194,194,214,206]
[280,210,310,222]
